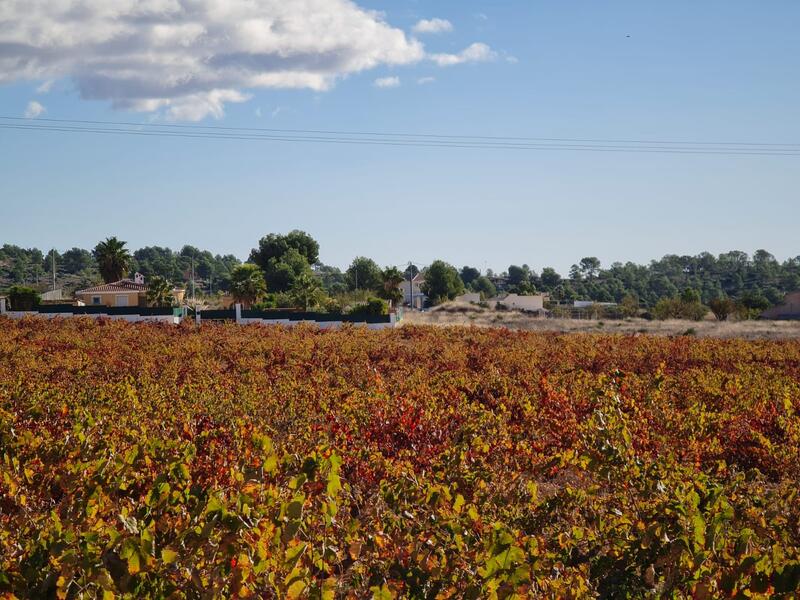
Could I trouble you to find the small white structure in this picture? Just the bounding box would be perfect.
[489,293,545,312]
[574,300,617,309]
[41,289,64,302]
[398,274,427,309]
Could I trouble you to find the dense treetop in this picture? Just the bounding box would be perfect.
[1,240,798,309]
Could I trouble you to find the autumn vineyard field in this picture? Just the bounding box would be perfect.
[1,319,800,599]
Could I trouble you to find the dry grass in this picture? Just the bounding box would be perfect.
[401,302,800,340]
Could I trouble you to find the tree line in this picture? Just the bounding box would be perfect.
[1,236,798,316]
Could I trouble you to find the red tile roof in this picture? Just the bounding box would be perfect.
[76,279,148,294]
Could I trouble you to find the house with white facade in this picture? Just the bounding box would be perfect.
[398,274,427,309]
[488,293,546,313]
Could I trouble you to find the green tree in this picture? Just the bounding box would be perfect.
[289,272,326,311]
[230,264,268,308]
[653,296,708,321]
[540,267,561,290]
[579,257,601,279]
[249,231,319,293]
[261,248,314,293]
[404,264,420,279]
[472,276,497,299]
[681,288,702,305]
[460,266,481,288]
[249,231,319,267]
[379,266,405,306]
[93,237,131,283]
[620,294,640,318]
[346,257,383,291]
[422,260,464,305]
[507,265,532,289]
[314,264,348,295]
[8,285,40,310]
[146,276,175,308]
[61,248,94,274]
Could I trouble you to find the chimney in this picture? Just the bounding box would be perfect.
[134,272,145,285]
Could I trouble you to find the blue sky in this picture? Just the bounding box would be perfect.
[1,0,798,274]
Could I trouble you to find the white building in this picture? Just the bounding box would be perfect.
[574,300,617,309]
[489,293,545,312]
[398,274,427,309]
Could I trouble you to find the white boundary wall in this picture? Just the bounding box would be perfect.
[0,302,395,329]
[3,310,180,324]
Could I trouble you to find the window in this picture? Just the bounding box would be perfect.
[92,296,102,305]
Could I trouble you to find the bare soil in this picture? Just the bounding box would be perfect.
[400,302,800,340]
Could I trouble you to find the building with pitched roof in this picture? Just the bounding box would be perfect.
[75,273,185,308]
[761,291,800,320]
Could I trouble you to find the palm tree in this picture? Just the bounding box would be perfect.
[146,276,175,308]
[93,237,131,283]
[289,272,325,311]
[230,264,267,308]
[379,266,405,307]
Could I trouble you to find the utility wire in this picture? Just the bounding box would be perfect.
[2,115,799,148]
[2,119,799,156]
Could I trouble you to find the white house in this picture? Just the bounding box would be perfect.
[398,274,427,309]
[489,293,545,312]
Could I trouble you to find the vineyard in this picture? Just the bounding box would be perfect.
[1,319,799,599]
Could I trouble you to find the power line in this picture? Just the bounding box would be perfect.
[2,115,799,147]
[2,120,799,156]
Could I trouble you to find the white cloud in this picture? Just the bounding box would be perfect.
[374,76,400,88]
[412,18,453,35]
[417,76,435,85]
[24,100,46,118]
[0,0,426,121]
[474,13,489,21]
[429,43,497,67]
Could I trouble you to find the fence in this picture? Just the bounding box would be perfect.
[1,303,184,324]
[1,301,396,329]
[195,305,396,329]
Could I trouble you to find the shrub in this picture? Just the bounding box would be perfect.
[653,297,709,321]
[8,285,40,310]
[709,297,736,321]
[348,296,387,316]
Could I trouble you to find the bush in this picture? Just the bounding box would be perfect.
[709,297,735,321]
[348,297,387,316]
[8,285,40,311]
[653,297,708,321]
